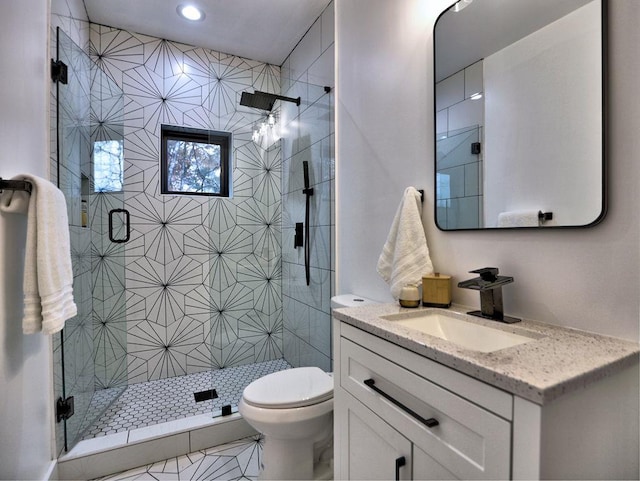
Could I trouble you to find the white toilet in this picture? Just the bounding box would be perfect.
[239,294,377,480]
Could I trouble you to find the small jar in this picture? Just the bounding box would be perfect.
[399,284,420,308]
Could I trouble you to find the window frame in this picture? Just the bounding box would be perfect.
[160,124,231,197]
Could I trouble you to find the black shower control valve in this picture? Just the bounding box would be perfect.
[294,222,304,248]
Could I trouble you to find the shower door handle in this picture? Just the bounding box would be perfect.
[108,208,130,243]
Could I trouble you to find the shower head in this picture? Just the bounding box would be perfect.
[240,91,276,111]
[240,90,301,111]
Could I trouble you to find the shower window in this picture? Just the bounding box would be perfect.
[160,124,231,196]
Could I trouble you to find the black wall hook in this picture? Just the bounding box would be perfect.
[538,211,553,222]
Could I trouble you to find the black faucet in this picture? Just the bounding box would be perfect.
[457,267,521,323]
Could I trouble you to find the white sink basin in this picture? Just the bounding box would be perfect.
[380,311,536,353]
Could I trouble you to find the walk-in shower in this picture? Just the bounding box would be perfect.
[51,21,335,457]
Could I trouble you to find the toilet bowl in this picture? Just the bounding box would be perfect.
[239,367,334,480]
[239,294,378,480]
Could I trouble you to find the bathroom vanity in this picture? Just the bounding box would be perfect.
[332,304,639,480]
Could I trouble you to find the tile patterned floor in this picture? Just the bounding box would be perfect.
[94,434,263,481]
[83,359,291,439]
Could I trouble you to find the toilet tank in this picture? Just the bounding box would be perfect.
[330,294,378,309]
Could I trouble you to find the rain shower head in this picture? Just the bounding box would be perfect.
[240,90,301,111]
[240,91,276,111]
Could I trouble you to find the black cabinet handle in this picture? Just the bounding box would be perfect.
[395,456,406,481]
[108,208,130,243]
[364,378,439,429]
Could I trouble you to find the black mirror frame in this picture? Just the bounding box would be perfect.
[433,0,608,231]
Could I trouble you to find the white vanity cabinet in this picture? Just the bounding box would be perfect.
[333,319,640,480]
[335,323,512,480]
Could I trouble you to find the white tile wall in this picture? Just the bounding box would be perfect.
[436,70,464,112]
[435,60,485,229]
[464,60,484,98]
[281,1,335,371]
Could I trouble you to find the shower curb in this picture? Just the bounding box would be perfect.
[57,413,257,480]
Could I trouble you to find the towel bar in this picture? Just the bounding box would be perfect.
[0,177,32,195]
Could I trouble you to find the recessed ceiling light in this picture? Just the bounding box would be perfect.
[177,4,205,21]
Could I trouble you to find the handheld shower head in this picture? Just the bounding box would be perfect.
[303,160,310,190]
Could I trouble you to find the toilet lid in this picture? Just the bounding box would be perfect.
[242,367,333,409]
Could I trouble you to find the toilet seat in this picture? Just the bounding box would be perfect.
[242,367,333,409]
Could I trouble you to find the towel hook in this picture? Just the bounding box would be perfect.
[538,211,553,222]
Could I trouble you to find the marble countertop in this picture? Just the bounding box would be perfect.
[333,303,640,405]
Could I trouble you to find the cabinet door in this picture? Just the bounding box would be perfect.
[413,444,458,480]
[338,391,412,480]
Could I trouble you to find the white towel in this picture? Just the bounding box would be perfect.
[0,174,77,334]
[377,187,434,299]
[497,210,540,227]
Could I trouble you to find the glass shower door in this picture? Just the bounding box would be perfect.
[201,68,336,417]
[53,27,127,453]
[203,62,286,418]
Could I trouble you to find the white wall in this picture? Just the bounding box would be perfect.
[484,1,601,227]
[336,0,437,304]
[336,0,640,342]
[0,1,55,480]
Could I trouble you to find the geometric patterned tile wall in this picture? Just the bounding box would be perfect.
[89,24,283,384]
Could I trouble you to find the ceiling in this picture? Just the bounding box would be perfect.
[83,0,332,66]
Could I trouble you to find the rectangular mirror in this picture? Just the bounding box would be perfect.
[434,0,606,230]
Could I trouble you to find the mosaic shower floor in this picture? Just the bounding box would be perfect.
[94,434,263,481]
[83,359,291,439]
